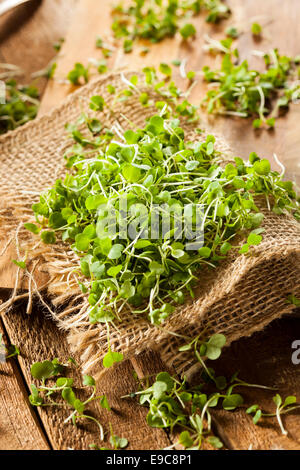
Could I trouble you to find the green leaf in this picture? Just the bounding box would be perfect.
[109,435,128,449]
[159,63,172,77]
[107,265,122,277]
[103,350,124,368]
[180,23,196,39]
[155,372,174,392]
[41,231,56,244]
[246,404,259,414]
[251,22,262,35]
[198,247,211,258]
[31,361,55,381]
[76,233,91,251]
[12,259,26,269]
[207,334,226,348]
[99,395,111,410]
[62,387,77,407]
[149,261,165,275]
[205,345,222,361]
[179,431,194,448]
[273,394,282,407]
[91,261,106,279]
[284,396,297,407]
[253,159,271,176]
[253,409,262,424]
[207,436,223,449]
[287,295,300,307]
[220,241,232,255]
[247,232,262,246]
[90,95,105,111]
[24,223,40,234]
[178,343,192,352]
[6,344,20,358]
[56,377,74,387]
[108,244,123,260]
[222,394,244,410]
[82,375,96,387]
[239,243,249,254]
[122,164,141,183]
[120,280,135,299]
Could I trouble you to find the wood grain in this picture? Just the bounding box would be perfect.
[0,319,49,450]
[1,300,171,450]
[0,0,300,450]
[207,317,300,450]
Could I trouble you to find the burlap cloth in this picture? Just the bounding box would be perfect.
[0,72,300,376]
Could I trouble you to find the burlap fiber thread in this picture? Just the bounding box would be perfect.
[0,72,299,377]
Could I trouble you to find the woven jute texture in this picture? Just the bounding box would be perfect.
[0,72,300,377]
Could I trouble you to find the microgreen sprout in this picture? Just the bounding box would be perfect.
[247,394,300,436]
[29,358,110,443]
[202,48,300,128]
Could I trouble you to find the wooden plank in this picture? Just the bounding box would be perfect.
[195,317,300,450]
[0,0,77,93]
[189,0,300,183]
[0,319,49,450]
[1,300,171,450]
[0,0,300,451]
[0,0,171,451]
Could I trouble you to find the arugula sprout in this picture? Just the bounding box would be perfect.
[123,365,244,449]
[202,48,300,128]
[247,395,300,436]
[29,358,110,443]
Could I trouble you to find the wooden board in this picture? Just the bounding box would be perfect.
[0,0,300,451]
[1,300,171,450]
[0,321,49,450]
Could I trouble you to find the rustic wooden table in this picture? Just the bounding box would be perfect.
[0,0,300,451]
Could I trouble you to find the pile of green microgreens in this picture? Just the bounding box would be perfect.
[110,0,230,54]
[123,332,300,449]
[202,46,300,128]
[0,69,40,135]
[26,71,300,336]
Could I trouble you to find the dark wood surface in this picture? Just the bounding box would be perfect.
[0,0,300,450]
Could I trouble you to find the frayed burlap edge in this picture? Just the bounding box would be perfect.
[0,71,299,378]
